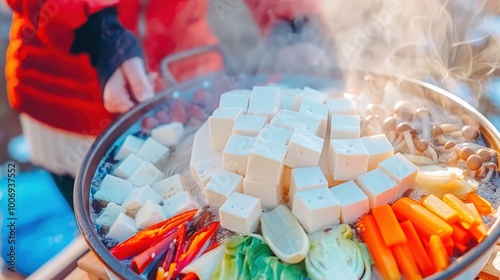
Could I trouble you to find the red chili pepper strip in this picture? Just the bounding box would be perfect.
[130,228,179,274]
[110,209,197,260]
[166,224,187,280]
[177,222,220,273]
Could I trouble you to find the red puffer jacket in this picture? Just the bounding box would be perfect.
[5,0,320,136]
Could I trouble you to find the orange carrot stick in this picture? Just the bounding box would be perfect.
[454,241,469,253]
[450,222,471,245]
[372,204,407,246]
[360,215,401,280]
[441,236,454,257]
[464,203,489,242]
[392,198,453,240]
[442,194,481,229]
[428,235,450,271]
[400,220,435,277]
[421,194,459,224]
[391,244,422,280]
[466,192,492,215]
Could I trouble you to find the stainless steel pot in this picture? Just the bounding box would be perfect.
[74,72,500,280]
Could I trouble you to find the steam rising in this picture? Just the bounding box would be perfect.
[320,0,500,98]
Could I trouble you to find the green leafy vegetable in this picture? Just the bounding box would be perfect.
[212,235,307,280]
[306,224,373,280]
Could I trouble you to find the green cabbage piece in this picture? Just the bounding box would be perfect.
[306,224,373,280]
[212,235,307,280]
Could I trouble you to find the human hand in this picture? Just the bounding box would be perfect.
[103,57,156,113]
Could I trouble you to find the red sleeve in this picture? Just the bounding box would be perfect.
[8,0,119,51]
[243,0,323,35]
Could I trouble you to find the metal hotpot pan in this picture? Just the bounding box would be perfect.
[74,66,500,279]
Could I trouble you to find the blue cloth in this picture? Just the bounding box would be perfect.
[0,169,79,276]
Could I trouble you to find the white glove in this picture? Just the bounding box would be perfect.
[103,57,156,113]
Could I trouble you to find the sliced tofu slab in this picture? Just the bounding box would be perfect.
[135,199,165,229]
[243,178,282,207]
[136,137,170,168]
[361,135,394,171]
[328,138,369,181]
[377,153,418,197]
[209,107,243,152]
[219,192,262,234]
[356,168,398,208]
[151,122,184,147]
[106,212,137,242]
[122,185,163,211]
[219,93,250,113]
[285,130,323,169]
[127,161,164,187]
[222,134,256,176]
[247,86,281,121]
[205,170,244,207]
[246,139,287,184]
[151,174,186,199]
[290,167,328,203]
[96,202,127,228]
[329,180,369,224]
[292,187,340,233]
[114,154,144,179]
[162,191,198,219]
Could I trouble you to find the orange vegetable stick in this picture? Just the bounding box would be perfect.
[454,241,469,253]
[450,222,471,245]
[372,204,407,246]
[464,203,489,242]
[441,236,454,257]
[400,221,436,277]
[392,198,453,240]
[360,215,401,280]
[466,192,492,215]
[428,235,450,271]
[421,194,459,224]
[391,244,422,280]
[442,194,481,229]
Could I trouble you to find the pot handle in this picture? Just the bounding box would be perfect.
[159,44,228,86]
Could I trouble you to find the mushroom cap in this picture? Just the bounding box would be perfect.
[415,139,429,153]
[477,149,492,163]
[460,147,475,161]
[466,154,483,171]
[444,141,456,150]
[462,125,480,141]
[383,117,398,131]
[415,108,430,118]
[396,122,413,134]
[432,125,444,137]
[447,158,458,167]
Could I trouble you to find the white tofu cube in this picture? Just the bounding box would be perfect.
[127,161,163,187]
[271,109,321,136]
[151,122,184,147]
[115,135,145,161]
[232,115,267,137]
[243,178,281,207]
[356,168,398,208]
[285,130,323,168]
[209,107,243,152]
[330,114,361,139]
[292,187,340,233]
[222,135,256,176]
[205,170,244,207]
[106,213,137,242]
[257,124,294,145]
[135,199,165,229]
[361,135,394,170]
[247,86,281,121]
[122,185,162,211]
[290,167,328,202]
[299,100,329,138]
[282,88,303,111]
[192,158,222,190]
[224,89,252,96]
[136,137,170,168]
[327,98,357,115]
[190,121,222,178]
[114,154,144,179]
[94,175,133,205]
[328,139,369,181]
[162,191,197,219]
[96,203,127,228]
[302,87,328,103]
[377,153,418,196]
[151,174,186,199]
[280,94,295,111]
[246,139,287,184]
[329,181,369,224]
[219,192,261,234]
[219,93,250,113]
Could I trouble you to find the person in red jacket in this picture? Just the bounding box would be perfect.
[5,0,328,204]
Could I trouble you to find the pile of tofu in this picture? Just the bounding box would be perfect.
[191,86,420,234]
[93,122,200,242]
